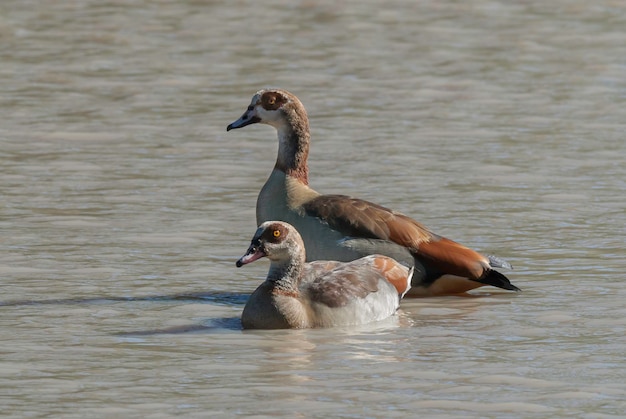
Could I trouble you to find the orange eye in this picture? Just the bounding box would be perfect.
[273,230,281,238]
[268,97,275,105]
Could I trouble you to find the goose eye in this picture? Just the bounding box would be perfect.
[273,230,281,238]
[262,93,283,110]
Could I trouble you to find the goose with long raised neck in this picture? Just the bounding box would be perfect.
[236,221,412,329]
[227,88,519,297]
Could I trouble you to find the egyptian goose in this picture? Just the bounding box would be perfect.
[227,89,520,297]
[236,221,412,329]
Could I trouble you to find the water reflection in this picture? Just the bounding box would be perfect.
[118,317,243,336]
[0,291,249,308]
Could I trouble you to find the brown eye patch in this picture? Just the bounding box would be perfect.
[261,92,287,111]
[262,223,287,242]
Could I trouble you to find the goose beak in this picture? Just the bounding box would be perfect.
[236,244,266,267]
[227,108,261,131]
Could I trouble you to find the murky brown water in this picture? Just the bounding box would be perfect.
[1,0,625,417]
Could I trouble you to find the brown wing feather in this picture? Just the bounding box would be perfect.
[305,263,382,308]
[303,260,342,282]
[369,255,412,296]
[303,194,432,247]
[303,194,491,281]
[415,236,489,279]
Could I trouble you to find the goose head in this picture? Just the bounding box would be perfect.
[236,221,306,267]
[226,89,308,132]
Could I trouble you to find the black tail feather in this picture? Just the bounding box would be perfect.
[477,269,521,291]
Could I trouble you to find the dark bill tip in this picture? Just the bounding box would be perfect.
[226,115,261,132]
[236,246,266,268]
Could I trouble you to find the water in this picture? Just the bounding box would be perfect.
[1,0,625,417]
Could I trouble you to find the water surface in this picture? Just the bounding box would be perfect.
[1,1,625,417]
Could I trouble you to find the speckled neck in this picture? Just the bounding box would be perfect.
[266,238,307,291]
[267,257,304,292]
